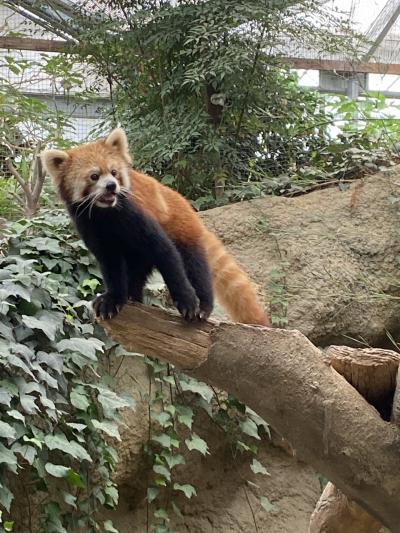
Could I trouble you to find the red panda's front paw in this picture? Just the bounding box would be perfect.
[174,289,199,322]
[93,293,124,320]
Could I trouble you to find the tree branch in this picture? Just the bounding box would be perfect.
[101,303,400,532]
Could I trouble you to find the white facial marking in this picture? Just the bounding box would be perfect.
[94,174,120,208]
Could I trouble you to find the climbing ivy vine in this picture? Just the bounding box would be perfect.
[0,209,273,532]
[0,210,133,532]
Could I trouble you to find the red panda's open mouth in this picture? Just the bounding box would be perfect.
[96,192,117,207]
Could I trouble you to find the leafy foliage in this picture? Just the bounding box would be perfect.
[74,0,364,207]
[144,357,272,532]
[0,210,133,532]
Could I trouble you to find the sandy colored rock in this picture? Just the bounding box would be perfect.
[200,168,400,345]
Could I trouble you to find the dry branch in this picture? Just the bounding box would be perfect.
[101,303,400,532]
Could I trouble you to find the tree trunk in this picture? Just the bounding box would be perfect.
[309,345,400,533]
[101,303,400,532]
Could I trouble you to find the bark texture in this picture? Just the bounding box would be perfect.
[102,303,400,532]
[309,345,400,532]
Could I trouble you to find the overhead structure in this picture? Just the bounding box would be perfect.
[1,0,400,98]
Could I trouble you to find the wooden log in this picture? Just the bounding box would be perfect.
[325,345,400,419]
[309,345,400,533]
[101,303,400,532]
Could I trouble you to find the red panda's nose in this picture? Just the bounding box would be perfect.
[106,181,117,192]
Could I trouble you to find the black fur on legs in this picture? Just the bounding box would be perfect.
[175,243,214,320]
[68,195,199,321]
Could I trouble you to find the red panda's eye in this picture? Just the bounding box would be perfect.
[111,169,117,177]
[90,173,100,181]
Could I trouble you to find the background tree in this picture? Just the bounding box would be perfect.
[75,0,364,207]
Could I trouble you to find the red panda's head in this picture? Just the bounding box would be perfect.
[41,128,132,208]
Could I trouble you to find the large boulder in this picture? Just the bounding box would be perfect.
[201,168,400,346]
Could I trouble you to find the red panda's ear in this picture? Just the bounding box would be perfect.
[105,128,132,164]
[41,149,70,181]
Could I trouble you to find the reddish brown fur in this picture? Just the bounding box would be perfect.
[42,130,270,326]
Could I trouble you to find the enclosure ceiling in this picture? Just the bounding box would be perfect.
[4,0,400,66]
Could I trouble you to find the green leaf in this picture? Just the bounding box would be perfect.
[7,410,25,424]
[0,443,17,469]
[4,520,14,532]
[147,487,159,503]
[185,433,209,455]
[21,313,59,341]
[98,388,133,417]
[154,508,169,520]
[179,378,213,402]
[62,491,77,509]
[11,444,36,465]
[104,483,119,507]
[239,419,261,440]
[0,421,16,439]
[161,452,185,469]
[153,464,171,481]
[65,469,86,489]
[45,463,70,478]
[0,485,13,512]
[171,502,183,518]
[151,411,172,427]
[92,420,121,441]
[44,434,92,462]
[173,483,197,499]
[152,433,171,449]
[260,496,278,513]
[177,405,193,429]
[70,388,90,411]
[250,458,269,476]
[57,337,104,360]
[103,520,118,532]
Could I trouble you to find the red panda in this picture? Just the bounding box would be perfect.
[41,129,269,326]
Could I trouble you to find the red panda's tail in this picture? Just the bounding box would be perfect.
[201,229,270,326]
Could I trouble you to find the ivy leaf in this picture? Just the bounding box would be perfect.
[260,496,278,513]
[62,491,77,509]
[154,508,169,520]
[161,452,185,469]
[92,420,121,441]
[70,387,90,411]
[45,463,70,478]
[179,378,213,402]
[22,313,58,341]
[250,459,269,476]
[239,419,261,440]
[0,443,17,469]
[103,520,118,533]
[65,469,86,489]
[0,484,13,512]
[173,483,197,499]
[153,464,171,481]
[147,487,159,503]
[171,502,183,518]
[185,433,209,455]
[57,337,104,360]
[177,405,193,429]
[0,391,12,408]
[44,434,92,462]
[12,444,36,465]
[151,411,172,427]
[7,410,25,424]
[104,483,119,507]
[98,388,133,417]
[2,281,31,302]
[0,421,16,439]
[152,433,171,449]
